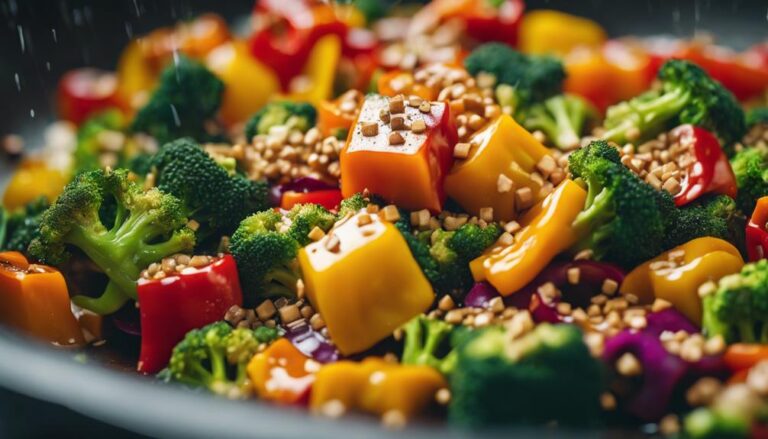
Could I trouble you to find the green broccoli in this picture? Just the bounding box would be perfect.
[1,197,49,254]
[230,204,335,303]
[28,169,195,315]
[702,260,768,343]
[665,195,747,254]
[569,140,675,268]
[131,55,224,144]
[449,323,604,427]
[746,107,768,129]
[401,315,457,375]
[151,138,270,241]
[601,59,745,147]
[336,193,370,218]
[164,321,279,398]
[126,152,155,177]
[73,110,125,174]
[395,213,501,297]
[522,94,597,150]
[730,143,768,215]
[244,101,317,141]
[465,43,564,112]
[354,0,386,24]
[284,203,336,246]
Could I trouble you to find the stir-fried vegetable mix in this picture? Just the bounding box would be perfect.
[5,1,768,436]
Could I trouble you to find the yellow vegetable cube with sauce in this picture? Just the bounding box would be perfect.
[445,114,553,221]
[298,211,434,355]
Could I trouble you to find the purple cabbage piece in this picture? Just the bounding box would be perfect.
[464,282,501,308]
[602,309,727,421]
[270,177,339,206]
[508,260,625,308]
[111,303,141,336]
[284,323,340,364]
[603,329,689,421]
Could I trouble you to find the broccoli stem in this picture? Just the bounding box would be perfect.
[546,96,580,149]
[71,281,129,315]
[67,226,140,297]
[602,86,690,143]
[263,266,299,298]
[738,321,757,343]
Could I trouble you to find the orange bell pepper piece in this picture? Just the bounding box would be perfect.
[310,357,447,421]
[470,179,587,295]
[247,338,317,404]
[724,344,768,373]
[298,210,434,355]
[519,10,606,56]
[317,90,364,138]
[445,114,553,221]
[0,252,83,346]
[3,160,68,211]
[340,94,457,213]
[620,237,744,326]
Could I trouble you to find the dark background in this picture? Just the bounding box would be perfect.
[0,0,766,437]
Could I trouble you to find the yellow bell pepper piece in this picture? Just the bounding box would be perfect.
[298,211,434,355]
[445,114,553,221]
[206,41,280,127]
[620,237,744,326]
[310,358,447,420]
[281,35,341,106]
[519,10,607,56]
[115,40,158,109]
[3,160,68,210]
[470,179,587,295]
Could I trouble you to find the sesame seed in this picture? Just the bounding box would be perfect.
[602,279,619,295]
[438,295,456,311]
[514,187,534,210]
[408,96,423,108]
[279,304,301,324]
[435,388,451,405]
[411,119,426,134]
[357,213,373,226]
[468,114,485,130]
[497,232,514,246]
[390,116,407,131]
[256,300,277,321]
[324,234,341,252]
[380,109,390,123]
[308,226,326,242]
[567,267,581,285]
[504,221,521,234]
[380,205,400,222]
[616,352,643,376]
[389,96,405,114]
[479,207,494,222]
[411,209,431,227]
[418,101,431,113]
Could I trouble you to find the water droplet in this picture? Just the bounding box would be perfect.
[30,109,35,118]
[8,0,17,16]
[17,25,25,54]
[124,22,134,39]
[51,28,58,43]
[46,61,51,71]
[170,104,181,127]
[13,73,20,91]
[132,0,141,17]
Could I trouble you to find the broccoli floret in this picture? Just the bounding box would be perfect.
[731,144,768,215]
[746,107,768,129]
[522,94,597,150]
[284,203,336,247]
[126,152,155,177]
[702,260,768,343]
[164,321,279,398]
[28,169,195,315]
[569,140,675,268]
[230,205,334,304]
[73,110,125,174]
[465,43,564,112]
[354,0,386,24]
[401,315,457,375]
[601,59,745,147]
[449,323,603,427]
[395,213,501,298]
[664,195,746,253]
[337,193,369,218]
[244,101,317,142]
[1,197,49,254]
[131,56,224,145]
[151,138,270,241]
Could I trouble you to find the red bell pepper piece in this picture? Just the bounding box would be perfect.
[280,189,343,211]
[137,255,243,374]
[464,0,525,47]
[669,125,737,207]
[724,343,768,373]
[249,0,347,90]
[57,68,122,125]
[746,197,768,261]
